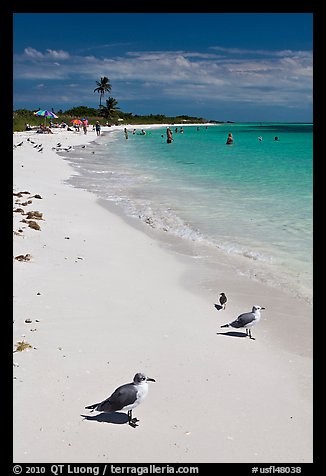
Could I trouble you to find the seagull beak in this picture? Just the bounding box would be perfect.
[261,307,266,310]
[146,377,156,382]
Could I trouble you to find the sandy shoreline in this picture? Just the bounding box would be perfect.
[13,125,313,463]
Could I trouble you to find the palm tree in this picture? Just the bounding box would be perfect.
[100,97,120,120]
[94,76,112,108]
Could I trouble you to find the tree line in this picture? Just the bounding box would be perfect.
[13,76,218,130]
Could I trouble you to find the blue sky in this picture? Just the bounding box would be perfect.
[13,13,313,122]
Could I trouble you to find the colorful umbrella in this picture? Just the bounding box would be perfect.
[71,119,82,125]
[34,109,58,125]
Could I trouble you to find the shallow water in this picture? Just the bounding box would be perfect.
[63,123,313,304]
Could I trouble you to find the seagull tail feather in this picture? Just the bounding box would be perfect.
[85,403,99,411]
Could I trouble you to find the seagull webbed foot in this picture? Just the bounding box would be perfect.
[128,411,139,428]
[129,418,139,428]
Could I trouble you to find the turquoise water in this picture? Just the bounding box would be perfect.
[64,123,313,303]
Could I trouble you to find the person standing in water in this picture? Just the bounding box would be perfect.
[226,132,233,145]
[166,127,173,143]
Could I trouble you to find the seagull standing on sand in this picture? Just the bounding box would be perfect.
[221,305,265,339]
[85,372,156,428]
[219,292,227,309]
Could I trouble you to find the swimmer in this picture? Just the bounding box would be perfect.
[226,132,233,145]
[258,136,263,141]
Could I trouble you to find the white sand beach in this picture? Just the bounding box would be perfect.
[13,126,313,463]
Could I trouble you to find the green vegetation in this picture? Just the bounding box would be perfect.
[14,341,33,352]
[13,76,224,131]
[94,76,112,108]
[13,108,218,132]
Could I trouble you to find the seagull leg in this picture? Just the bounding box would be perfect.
[249,329,255,340]
[128,410,139,428]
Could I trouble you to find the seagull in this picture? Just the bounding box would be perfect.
[219,292,227,310]
[85,372,156,428]
[220,305,265,339]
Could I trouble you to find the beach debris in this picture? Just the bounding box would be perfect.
[26,211,44,220]
[14,254,32,262]
[30,194,43,199]
[21,200,33,206]
[13,191,30,197]
[13,208,26,214]
[14,341,33,352]
[27,220,41,231]
[24,319,32,323]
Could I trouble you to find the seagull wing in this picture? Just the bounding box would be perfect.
[231,312,256,328]
[96,383,136,412]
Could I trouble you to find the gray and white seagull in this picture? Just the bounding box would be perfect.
[220,305,265,339]
[85,372,156,428]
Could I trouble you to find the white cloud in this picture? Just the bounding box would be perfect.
[14,45,312,112]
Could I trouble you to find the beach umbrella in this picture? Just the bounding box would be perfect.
[71,119,82,125]
[34,109,58,125]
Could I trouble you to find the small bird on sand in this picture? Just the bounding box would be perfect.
[221,305,265,339]
[85,372,156,428]
[219,292,227,309]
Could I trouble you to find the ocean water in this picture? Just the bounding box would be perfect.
[63,123,313,304]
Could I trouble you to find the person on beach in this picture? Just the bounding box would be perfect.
[167,127,173,143]
[95,121,101,136]
[82,120,88,135]
[226,132,233,145]
[124,128,128,140]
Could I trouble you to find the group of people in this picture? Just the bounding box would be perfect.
[36,123,53,134]
[226,133,280,145]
